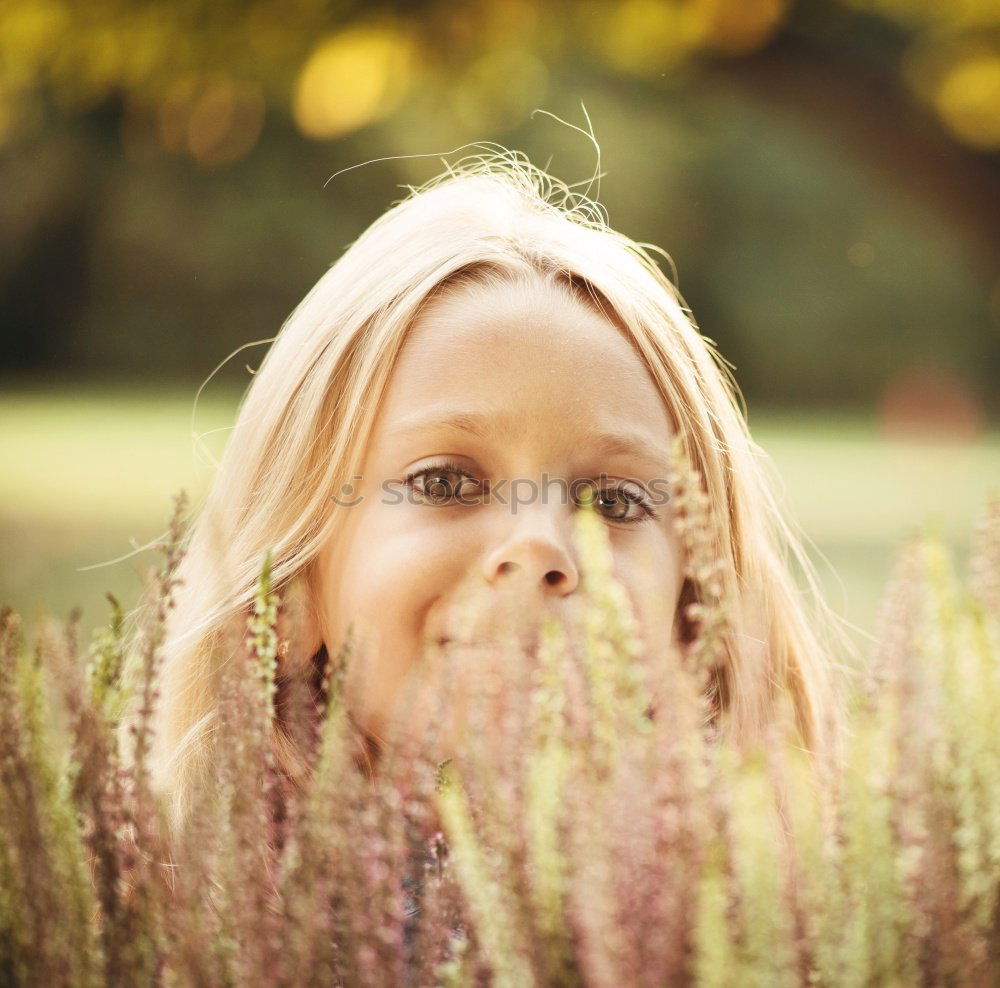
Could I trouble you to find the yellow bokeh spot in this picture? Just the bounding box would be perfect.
[590,0,707,78]
[0,1,71,88]
[934,53,1000,150]
[587,0,800,75]
[292,23,416,140]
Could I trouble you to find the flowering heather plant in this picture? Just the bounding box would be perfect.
[1,475,998,985]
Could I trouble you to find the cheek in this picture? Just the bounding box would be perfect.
[319,509,438,645]
[315,507,478,730]
[615,535,684,653]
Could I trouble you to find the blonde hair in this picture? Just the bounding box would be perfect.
[137,150,855,829]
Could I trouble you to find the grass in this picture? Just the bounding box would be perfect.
[2,383,998,649]
[0,383,240,637]
[2,468,998,984]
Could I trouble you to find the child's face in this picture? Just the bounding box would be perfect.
[308,275,684,755]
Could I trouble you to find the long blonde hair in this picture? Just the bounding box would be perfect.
[138,150,855,829]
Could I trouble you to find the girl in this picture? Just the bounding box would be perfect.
[144,150,853,831]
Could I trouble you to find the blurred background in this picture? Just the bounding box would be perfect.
[1,0,998,651]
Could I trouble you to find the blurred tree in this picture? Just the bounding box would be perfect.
[0,0,996,411]
[2,0,998,156]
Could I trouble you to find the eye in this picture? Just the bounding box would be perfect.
[402,461,482,506]
[576,480,656,525]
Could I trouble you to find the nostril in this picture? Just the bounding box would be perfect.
[544,570,564,587]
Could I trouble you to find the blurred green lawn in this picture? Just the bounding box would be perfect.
[2,384,998,657]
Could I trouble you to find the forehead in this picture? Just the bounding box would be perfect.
[372,275,673,448]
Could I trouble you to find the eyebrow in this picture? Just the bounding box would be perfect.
[391,408,673,470]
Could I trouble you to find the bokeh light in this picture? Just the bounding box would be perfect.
[0,0,997,648]
[588,0,704,77]
[50,25,122,113]
[878,363,985,441]
[699,0,792,56]
[934,52,1000,150]
[292,22,417,140]
[0,0,70,89]
[186,75,266,168]
[452,46,550,132]
[159,74,201,154]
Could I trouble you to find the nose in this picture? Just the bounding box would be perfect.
[481,505,579,595]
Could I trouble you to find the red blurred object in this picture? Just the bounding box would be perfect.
[877,363,985,441]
